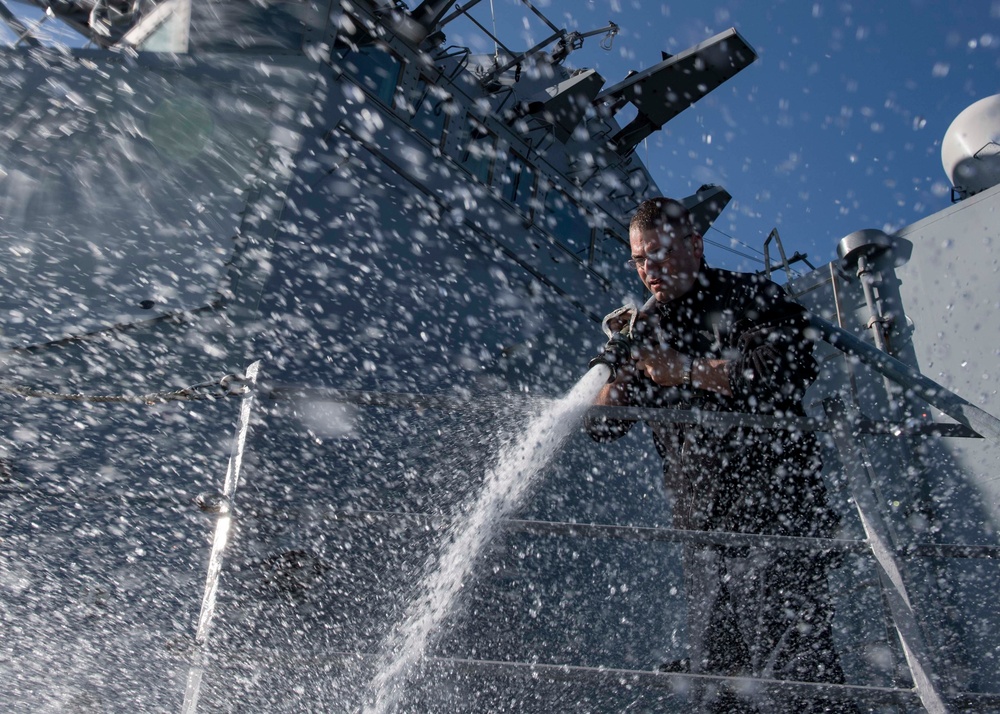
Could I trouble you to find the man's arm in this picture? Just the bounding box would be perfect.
[691,357,732,395]
[631,279,815,402]
[585,365,638,441]
[634,345,733,397]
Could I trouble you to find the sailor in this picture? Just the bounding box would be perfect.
[586,197,854,713]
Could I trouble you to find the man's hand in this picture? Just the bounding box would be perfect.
[634,344,688,386]
[593,359,637,406]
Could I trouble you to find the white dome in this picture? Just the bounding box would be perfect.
[941,93,1000,197]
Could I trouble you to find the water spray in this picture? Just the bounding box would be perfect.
[361,318,659,712]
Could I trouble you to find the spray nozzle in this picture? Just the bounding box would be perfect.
[588,330,633,382]
[587,296,659,383]
[589,304,639,382]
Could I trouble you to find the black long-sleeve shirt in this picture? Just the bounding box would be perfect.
[587,264,837,537]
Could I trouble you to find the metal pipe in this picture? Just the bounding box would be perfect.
[855,254,890,352]
[439,0,488,25]
[762,227,795,283]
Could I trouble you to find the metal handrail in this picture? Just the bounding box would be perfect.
[809,314,1000,443]
[264,385,982,439]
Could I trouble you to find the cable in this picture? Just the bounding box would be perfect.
[0,373,249,404]
[488,0,498,61]
[707,223,766,259]
[702,233,765,265]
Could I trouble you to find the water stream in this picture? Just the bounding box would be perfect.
[363,364,611,713]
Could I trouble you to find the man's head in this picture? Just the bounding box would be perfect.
[628,197,704,303]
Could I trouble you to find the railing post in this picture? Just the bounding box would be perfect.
[824,397,947,714]
[181,360,262,714]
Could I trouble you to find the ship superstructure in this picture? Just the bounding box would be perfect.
[1,1,998,712]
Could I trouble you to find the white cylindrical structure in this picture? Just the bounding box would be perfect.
[941,93,1000,198]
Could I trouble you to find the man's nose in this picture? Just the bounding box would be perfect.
[645,260,669,276]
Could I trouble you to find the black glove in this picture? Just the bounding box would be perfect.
[588,331,632,382]
[587,305,639,383]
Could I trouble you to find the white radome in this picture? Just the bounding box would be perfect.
[941,93,1000,196]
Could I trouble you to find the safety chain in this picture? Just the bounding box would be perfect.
[0,373,250,405]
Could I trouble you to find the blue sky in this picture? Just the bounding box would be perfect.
[456,0,1000,272]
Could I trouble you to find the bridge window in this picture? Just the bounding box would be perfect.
[342,44,402,107]
[498,153,536,218]
[540,185,592,255]
[401,79,450,145]
[457,115,497,183]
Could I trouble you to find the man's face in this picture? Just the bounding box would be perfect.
[628,223,704,303]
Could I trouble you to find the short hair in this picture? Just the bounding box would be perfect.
[630,197,694,233]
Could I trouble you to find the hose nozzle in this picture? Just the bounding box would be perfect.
[588,331,632,382]
[587,296,658,383]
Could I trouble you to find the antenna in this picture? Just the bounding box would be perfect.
[477,21,619,88]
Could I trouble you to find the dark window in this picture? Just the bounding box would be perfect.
[540,185,592,255]
[458,115,497,183]
[402,80,450,145]
[590,229,629,275]
[343,45,401,106]
[499,153,536,217]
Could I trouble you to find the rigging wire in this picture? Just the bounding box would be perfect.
[0,373,250,404]
[708,223,767,259]
[702,232,765,265]
[489,0,499,62]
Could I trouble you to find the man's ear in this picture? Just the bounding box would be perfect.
[691,232,705,260]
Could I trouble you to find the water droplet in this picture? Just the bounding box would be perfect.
[195,490,229,513]
[932,62,950,78]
